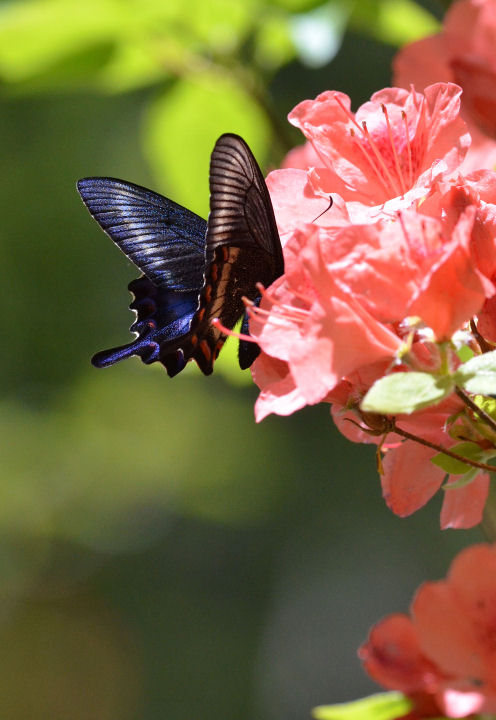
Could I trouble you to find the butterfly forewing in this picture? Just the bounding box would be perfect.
[176,134,284,374]
[207,134,284,273]
[77,177,206,291]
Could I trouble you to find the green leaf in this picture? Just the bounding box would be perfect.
[443,467,480,490]
[360,373,453,415]
[454,350,496,396]
[473,395,496,420]
[0,0,134,84]
[350,0,440,46]
[0,0,257,92]
[456,345,474,363]
[266,0,330,11]
[431,441,491,475]
[175,0,257,49]
[255,15,297,70]
[142,70,269,217]
[313,692,411,720]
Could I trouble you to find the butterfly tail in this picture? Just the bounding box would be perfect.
[91,335,160,368]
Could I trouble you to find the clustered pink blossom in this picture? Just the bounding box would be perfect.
[246,0,496,532]
[241,1,496,717]
[360,544,496,719]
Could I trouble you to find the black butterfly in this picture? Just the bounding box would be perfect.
[77,133,284,376]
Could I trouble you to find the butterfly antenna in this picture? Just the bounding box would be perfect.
[312,195,333,223]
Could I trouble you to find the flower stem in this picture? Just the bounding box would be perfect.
[471,318,493,353]
[391,423,496,473]
[455,386,496,434]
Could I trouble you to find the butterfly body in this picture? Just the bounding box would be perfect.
[78,134,283,377]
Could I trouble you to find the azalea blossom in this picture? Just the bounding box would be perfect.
[270,82,469,224]
[359,544,496,718]
[246,81,496,529]
[393,0,496,172]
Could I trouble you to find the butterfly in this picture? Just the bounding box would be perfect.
[77,133,284,377]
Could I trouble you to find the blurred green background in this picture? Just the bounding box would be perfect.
[0,1,480,718]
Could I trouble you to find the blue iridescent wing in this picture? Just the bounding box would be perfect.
[77,177,207,376]
[90,276,199,377]
[77,177,206,291]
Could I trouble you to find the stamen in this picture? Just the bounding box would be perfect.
[333,94,390,200]
[413,93,427,168]
[211,317,255,343]
[381,104,406,195]
[291,288,314,306]
[402,110,413,186]
[248,283,312,329]
[333,94,362,132]
[350,128,391,198]
[361,120,402,197]
[308,139,331,169]
[247,302,308,324]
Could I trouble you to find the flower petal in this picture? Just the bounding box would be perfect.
[440,472,490,529]
[381,442,445,517]
[359,614,442,694]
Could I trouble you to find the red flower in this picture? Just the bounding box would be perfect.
[360,545,496,717]
[393,0,496,172]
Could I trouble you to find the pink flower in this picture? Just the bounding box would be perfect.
[360,545,496,717]
[247,78,496,530]
[381,435,489,530]
[287,83,469,221]
[251,197,493,426]
[280,141,320,170]
[265,169,350,243]
[331,385,489,529]
[310,204,492,340]
[393,0,496,172]
[249,225,403,417]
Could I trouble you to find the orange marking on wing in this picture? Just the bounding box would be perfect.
[221,246,229,261]
[190,334,198,346]
[204,284,212,303]
[196,307,205,323]
[210,263,219,282]
[200,340,212,362]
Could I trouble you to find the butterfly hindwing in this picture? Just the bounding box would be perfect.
[91,275,199,377]
[78,177,206,376]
